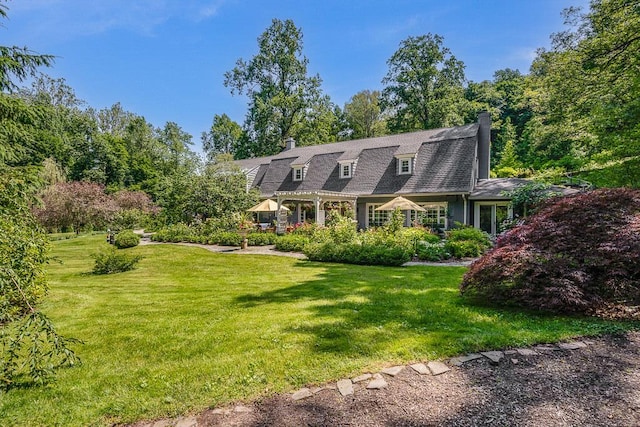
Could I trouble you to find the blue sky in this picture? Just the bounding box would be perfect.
[4,0,588,150]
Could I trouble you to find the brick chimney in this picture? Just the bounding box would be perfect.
[477,112,491,180]
[284,137,296,151]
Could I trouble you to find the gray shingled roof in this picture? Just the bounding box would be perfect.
[236,123,480,198]
[470,178,579,200]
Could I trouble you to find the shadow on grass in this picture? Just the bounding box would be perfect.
[234,262,630,359]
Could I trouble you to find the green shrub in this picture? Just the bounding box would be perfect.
[247,232,277,246]
[445,240,484,258]
[114,230,140,249]
[275,234,310,252]
[305,242,411,266]
[92,248,143,274]
[416,242,450,261]
[446,226,491,249]
[217,232,243,246]
[150,223,195,242]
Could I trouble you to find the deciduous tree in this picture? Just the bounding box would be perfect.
[381,33,468,132]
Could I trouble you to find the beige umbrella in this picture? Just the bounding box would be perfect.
[375,196,426,212]
[247,199,289,212]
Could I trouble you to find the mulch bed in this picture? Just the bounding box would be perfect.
[131,331,640,427]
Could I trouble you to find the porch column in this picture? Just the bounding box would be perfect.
[315,196,325,226]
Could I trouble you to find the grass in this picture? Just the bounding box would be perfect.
[1,234,637,426]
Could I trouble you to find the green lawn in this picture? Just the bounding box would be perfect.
[1,235,635,426]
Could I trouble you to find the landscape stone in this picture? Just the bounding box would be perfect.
[310,386,324,394]
[151,420,172,427]
[449,353,483,366]
[504,350,517,355]
[337,379,354,396]
[381,366,404,376]
[352,373,373,383]
[427,361,451,376]
[511,358,519,364]
[410,363,430,375]
[535,345,559,351]
[292,388,313,401]
[234,405,252,413]
[481,351,504,364]
[366,377,388,389]
[516,348,539,356]
[210,409,228,415]
[558,341,587,350]
[175,417,198,427]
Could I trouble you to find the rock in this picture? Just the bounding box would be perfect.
[366,377,388,389]
[210,409,228,416]
[352,373,372,383]
[151,420,173,427]
[449,353,483,366]
[292,388,313,401]
[233,405,253,413]
[504,350,517,355]
[511,358,519,364]
[310,386,324,394]
[410,363,430,375]
[427,361,451,376]
[534,345,559,351]
[558,341,587,350]
[337,379,354,396]
[516,348,539,356]
[381,366,404,376]
[481,351,504,364]
[175,417,198,427]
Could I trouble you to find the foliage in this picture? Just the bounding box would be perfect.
[304,241,411,267]
[92,247,143,275]
[416,242,450,261]
[150,223,196,242]
[201,113,245,160]
[502,181,562,217]
[444,225,492,259]
[383,208,405,234]
[381,33,468,132]
[274,234,310,252]
[0,168,80,388]
[33,181,118,233]
[217,231,243,247]
[246,232,277,246]
[343,90,387,139]
[224,19,337,158]
[114,230,140,249]
[460,188,640,315]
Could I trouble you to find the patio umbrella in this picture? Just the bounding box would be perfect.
[247,199,289,212]
[375,196,426,212]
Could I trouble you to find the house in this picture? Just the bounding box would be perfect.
[236,112,522,234]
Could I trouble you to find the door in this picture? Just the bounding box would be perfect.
[475,202,510,235]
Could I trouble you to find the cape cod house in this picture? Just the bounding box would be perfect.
[237,112,523,234]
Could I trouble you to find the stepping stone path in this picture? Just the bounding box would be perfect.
[188,338,598,426]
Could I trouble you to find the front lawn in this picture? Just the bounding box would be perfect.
[1,235,635,426]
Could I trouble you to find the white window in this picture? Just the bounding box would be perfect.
[398,157,413,175]
[293,167,303,181]
[340,163,352,179]
[412,203,448,229]
[366,204,389,228]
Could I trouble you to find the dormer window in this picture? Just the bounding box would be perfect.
[396,155,414,175]
[293,166,304,181]
[341,164,352,178]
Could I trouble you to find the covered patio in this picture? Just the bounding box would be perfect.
[274,190,358,234]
